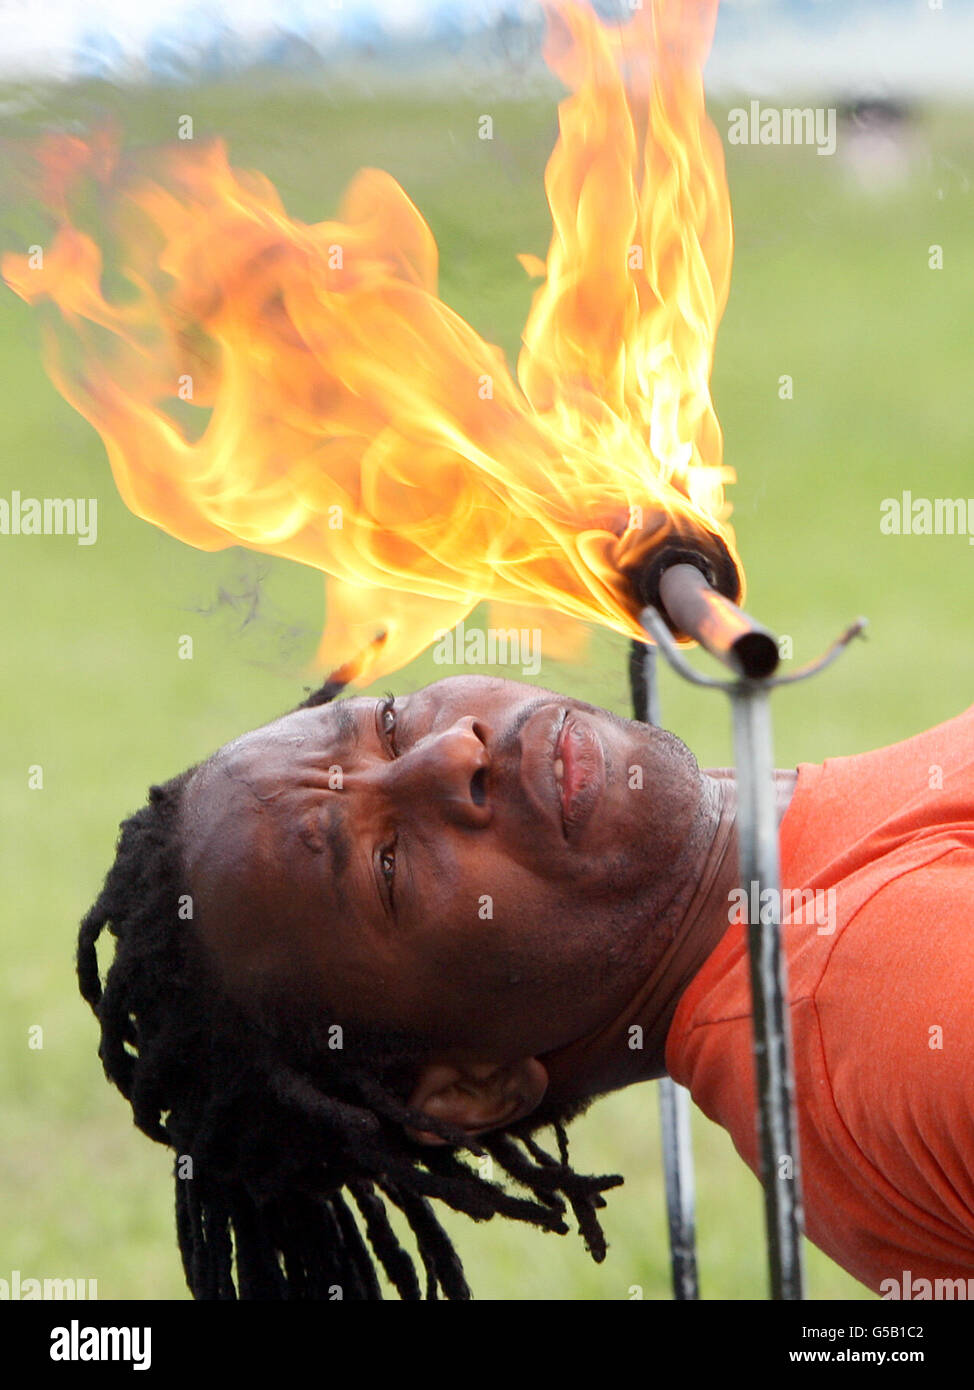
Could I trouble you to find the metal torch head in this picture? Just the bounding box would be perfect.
[614,520,779,680]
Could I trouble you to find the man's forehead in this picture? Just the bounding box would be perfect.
[192,698,360,793]
[179,698,363,993]
[177,705,352,880]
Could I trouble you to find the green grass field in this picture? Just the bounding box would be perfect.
[2,70,972,1300]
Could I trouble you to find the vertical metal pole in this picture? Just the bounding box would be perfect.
[630,636,662,727]
[629,640,700,1300]
[657,1073,699,1300]
[730,682,806,1300]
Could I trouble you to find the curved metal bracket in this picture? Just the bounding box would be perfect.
[639,606,868,691]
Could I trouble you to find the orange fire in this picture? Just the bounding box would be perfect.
[4,0,737,683]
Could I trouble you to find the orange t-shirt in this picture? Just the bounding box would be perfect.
[665,702,974,1293]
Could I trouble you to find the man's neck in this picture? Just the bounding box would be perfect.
[539,769,798,1106]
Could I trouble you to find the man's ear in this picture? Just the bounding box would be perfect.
[405,1058,549,1145]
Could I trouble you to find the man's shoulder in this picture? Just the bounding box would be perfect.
[782,700,974,901]
[817,839,974,1014]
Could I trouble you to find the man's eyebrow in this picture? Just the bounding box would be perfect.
[329,697,359,751]
[323,799,350,881]
[307,698,363,882]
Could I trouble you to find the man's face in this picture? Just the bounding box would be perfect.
[182,674,703,1062]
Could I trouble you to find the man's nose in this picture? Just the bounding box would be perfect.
[392,716,492,827]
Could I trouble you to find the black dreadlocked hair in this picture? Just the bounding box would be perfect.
[77,676,624,1299]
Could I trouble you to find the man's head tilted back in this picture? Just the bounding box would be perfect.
[79,673,711,1299]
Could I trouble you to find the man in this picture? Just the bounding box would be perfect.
[79,673,974,1299]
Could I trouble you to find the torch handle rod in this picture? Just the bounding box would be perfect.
[629,640,700,1301]
[657,563,781,680]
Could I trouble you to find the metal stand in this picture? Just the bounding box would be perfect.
[635,607,866,1300]
[630,640,700,1300]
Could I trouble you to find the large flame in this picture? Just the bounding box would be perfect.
[4,0,737,683]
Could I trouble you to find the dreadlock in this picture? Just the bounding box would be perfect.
[77,675,624,1300]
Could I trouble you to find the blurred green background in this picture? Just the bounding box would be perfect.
[2,71,972,1301]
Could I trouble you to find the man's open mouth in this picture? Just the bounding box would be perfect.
[554,712,605,840]
[515,700,607,843]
